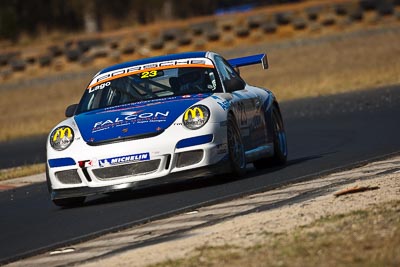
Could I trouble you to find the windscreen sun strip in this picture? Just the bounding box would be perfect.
[88,62,215,90]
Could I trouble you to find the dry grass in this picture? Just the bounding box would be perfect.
[151,200,400,267]
[0,163,45,181]
[240,27,400,101]
[0,78,86,141]
[1,22,400,142]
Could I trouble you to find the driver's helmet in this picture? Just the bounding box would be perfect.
[177,68,208,93]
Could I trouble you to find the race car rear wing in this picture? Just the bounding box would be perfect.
[227,53,268,69]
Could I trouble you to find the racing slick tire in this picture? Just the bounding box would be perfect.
[227,113,246,177]
[253,104,287,169]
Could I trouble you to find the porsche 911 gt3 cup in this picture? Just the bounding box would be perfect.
[46,51,287,207]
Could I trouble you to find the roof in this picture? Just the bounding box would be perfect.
[98,51,208,75]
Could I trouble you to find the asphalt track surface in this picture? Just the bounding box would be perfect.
[1,85,400,265]
[0,135,46,169]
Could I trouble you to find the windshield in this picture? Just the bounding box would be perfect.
[76,65,221,114]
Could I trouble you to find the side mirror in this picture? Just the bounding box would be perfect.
[65,104,78,117]
[224,77,245,92]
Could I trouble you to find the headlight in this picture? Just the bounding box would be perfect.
[50,126,74,151]
[182,105,210,130]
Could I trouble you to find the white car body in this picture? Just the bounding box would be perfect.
[46,51,287,206]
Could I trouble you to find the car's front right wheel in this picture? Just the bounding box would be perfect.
[227,113,246,177]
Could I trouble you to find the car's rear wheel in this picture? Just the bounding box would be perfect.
[53,197,86,208]
[227,113,246,177]
[253,105,287,169]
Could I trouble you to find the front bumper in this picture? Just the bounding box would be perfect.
[50,159,231,200]
[47,120,231,200]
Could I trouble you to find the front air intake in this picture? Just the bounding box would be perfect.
[176,150,204,168]
[55,169,82,184]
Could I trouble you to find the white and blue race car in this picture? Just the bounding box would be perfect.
[47,51,287,207]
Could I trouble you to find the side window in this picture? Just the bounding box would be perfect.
[214,56,245,92]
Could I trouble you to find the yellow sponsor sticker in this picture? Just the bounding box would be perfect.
[184,107,204,121]
[53,127,73,142]
[140,70,158,79]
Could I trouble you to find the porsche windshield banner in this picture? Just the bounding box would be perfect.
[88,58,214,89]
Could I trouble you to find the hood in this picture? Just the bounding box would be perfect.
[74,94,211,144]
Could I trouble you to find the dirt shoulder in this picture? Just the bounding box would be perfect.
[6,155,400,267]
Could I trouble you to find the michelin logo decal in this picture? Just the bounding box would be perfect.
[99,152,150,167]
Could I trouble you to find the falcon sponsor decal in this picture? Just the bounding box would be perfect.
[92,110,170,132]
[99,152,150,167]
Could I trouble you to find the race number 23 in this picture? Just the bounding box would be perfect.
[141,70,157,79]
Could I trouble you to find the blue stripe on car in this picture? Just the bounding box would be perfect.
[48,158,76,168]
[176,134,213,149]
